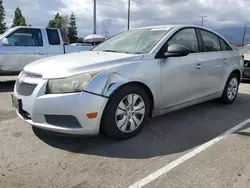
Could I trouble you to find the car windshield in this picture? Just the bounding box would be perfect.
[0,28,15,39]
[92,29,170,54]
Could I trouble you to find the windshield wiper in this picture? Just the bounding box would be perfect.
[102,50,119,53]
[101,50,143,54]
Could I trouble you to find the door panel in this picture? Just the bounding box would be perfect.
[0,28,46,72]
[161,54,204,109]
[45,29,64,55]
[0,47,47,72]
[198,52,225,96]
[159,28,204,110]
[198,29,226,96]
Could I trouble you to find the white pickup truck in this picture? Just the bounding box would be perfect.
[0,26,92,75]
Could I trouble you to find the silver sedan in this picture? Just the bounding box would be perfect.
[12,25,243,139]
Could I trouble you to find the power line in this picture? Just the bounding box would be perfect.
[93,0,96,34]
[242,25,247,46]
[127,0,131,30]
[102,19,112,37]
[200,16,207,26]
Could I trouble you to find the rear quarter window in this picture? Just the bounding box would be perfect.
[46,29,60,45]
[200,29,221,52]
[219,38,233,51]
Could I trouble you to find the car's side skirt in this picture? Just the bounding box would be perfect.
[152,92,222,117]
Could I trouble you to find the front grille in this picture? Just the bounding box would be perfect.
[16,81,37,96]
[23,71,42,78]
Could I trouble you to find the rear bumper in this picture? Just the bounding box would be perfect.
[13,79,108,135]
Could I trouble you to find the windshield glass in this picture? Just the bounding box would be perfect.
[0,28,15,39]
[92,29,170,54]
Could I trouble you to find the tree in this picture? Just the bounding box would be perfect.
[68,13,78,43]
[11,7,27,28]
[47,13,69,42]
[0,0,7,34]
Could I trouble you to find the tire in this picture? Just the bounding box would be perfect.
[101,84,150,140]
[220,73,240,104]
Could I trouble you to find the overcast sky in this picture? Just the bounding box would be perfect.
[3,0,250,37]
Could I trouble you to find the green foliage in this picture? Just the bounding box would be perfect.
[48,12,78,43]
[0,0,7,34]
[11,7,27,28]
[68,13,78,43]
[47,13,70,42]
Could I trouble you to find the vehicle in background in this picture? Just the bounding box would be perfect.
[70,43,93,46]
[238,44,250,79]
[0,27,92,75]
[12,25,243,140]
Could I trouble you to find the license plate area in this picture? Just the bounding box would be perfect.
[245,71,250,76]
[11,94,22,112]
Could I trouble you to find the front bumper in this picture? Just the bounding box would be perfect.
[243,67,250,79]
[13,78,108,135]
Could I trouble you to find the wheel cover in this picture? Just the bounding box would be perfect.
[115,94,145,133]
[227,77,238,100]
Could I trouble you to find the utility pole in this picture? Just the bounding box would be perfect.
[200,16,207,26]
[93,0,96,34]
[102,19,111,37]
[127,0,131,30]
[242,25,247,46]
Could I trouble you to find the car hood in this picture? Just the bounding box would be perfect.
[243,54,250,61]
[24,51,143,79]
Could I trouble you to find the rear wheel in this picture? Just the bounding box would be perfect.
[102,84,150,140]
[220,73,239,104]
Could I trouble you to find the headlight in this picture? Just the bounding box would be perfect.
[46,72,99,94]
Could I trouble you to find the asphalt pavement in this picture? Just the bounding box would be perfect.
[0,81,249,188]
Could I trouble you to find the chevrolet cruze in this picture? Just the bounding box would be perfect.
[12,25,243,140]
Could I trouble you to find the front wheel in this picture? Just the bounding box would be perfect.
[220,73,240,104]
[101,84,150,140]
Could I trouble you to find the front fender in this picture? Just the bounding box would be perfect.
[102,72,129,97]
[84,71,129,97]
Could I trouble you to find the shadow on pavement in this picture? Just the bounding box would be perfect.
[33,93,250,159]
[0,81,15,92]
[237,132,250,136]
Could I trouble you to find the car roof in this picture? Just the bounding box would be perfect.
[13,26,58,30]
[135,24,215,32]
[134,24,230,44]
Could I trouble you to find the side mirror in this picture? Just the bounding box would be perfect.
[2,38,9,46]
[164,44,189,58]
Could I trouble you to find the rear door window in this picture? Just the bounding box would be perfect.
[219,38,233,51]
[200,30,221,52]
[219,38,227,51]
[46,29,60,45]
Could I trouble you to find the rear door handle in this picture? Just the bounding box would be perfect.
[223,59,227,64]
[195,63,202,69]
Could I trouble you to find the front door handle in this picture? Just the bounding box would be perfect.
[223,59,227,64]
[37,52,44,55]
[196,63,202,69]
